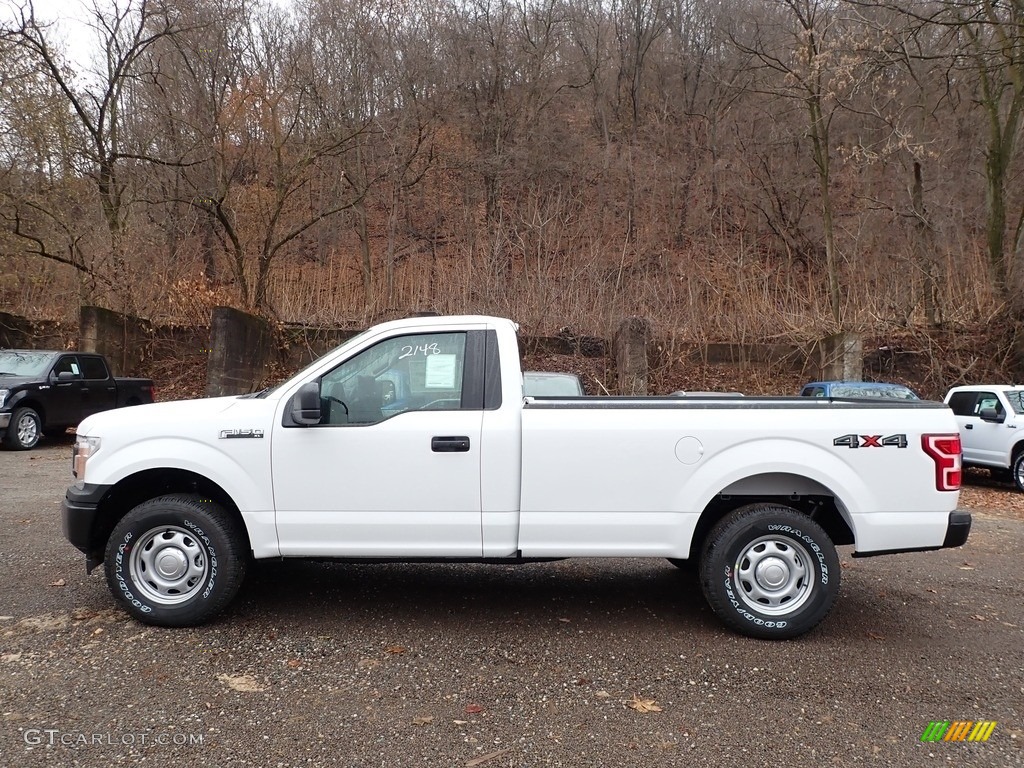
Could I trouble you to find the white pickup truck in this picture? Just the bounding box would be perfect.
[945,384,1024,490]
[62,315,969,639]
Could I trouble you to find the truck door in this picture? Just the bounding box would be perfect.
[46,355,83,427]
[79,355,117,417]
[271,329,486,557]
[949,390,1004,465]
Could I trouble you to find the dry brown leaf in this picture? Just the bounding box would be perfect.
[50,579,66,587]
[464,703,484,714]
[867,631,885,640]
[386,645,407,654]
[216,674,264,692]
[627,695,662,713]
[595,690,611,699]
[465,748,511,767]
[286,658,301,668]
[412,715,433,726]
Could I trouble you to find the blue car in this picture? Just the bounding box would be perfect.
[800,381,919,400]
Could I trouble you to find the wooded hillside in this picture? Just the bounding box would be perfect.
[1,0,1022,367]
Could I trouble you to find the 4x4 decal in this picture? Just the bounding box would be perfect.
[833,433,908,449]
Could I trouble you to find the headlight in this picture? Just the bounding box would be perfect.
[0,388,8,409]
[72,435,101,480]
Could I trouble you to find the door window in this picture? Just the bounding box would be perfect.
[947,392,978,416]
[319,333,468,425]
[976,395,1003,418]
[80,356,109,380]
[52,356,81,378]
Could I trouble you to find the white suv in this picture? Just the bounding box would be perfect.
[945,385,1024,490]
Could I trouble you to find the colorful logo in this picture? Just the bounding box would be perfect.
[920,721,997,742]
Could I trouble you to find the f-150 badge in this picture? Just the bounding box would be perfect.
[219,429,265,439]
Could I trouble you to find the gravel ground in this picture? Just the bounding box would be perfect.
[1,439,1022,768]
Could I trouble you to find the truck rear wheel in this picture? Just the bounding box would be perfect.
[104,494,247,627]
[699,504,839,640]
[3,406,41,450]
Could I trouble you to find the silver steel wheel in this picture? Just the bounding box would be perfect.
[733,535,814,616]
[16,412,39,446]
[129,526,209,605]
[1014,453,1024,492]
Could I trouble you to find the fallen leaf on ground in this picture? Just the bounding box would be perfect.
[465,748,511,766]
[596,690,611,699]
[464,703,484,714]
[50,579,66,587]
[217,674,264,692]
[627,695,662,713]
[412,715,433,726]
[867,631,885,640]
[386,646,407,654]
[286,659,301,668]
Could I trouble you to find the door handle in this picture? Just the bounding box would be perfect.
[431,436,470,452]
[965,424,973,429]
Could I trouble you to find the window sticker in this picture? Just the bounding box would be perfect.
[424,354,457,388]
[71,363,80,375]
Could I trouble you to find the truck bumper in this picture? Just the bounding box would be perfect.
[61,482,110,573]
[852,511,972,558]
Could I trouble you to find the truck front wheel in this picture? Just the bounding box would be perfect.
[4,406,42,450]
[104,495,247,627]
[1012,452,1024,493]
[700,504,840,640]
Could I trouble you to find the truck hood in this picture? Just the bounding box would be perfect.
[76,395,259,436]
[0,376,36,390]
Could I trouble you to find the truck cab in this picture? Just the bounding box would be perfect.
[944,384,1024,490]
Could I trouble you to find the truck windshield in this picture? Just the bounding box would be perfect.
[0,350,55,377]
[1004,389,1024,414]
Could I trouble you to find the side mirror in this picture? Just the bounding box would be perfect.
[55,371,76,383]
[291,381,322,425]
[979,407,1004,423]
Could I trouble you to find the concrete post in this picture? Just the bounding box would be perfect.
[79,305,151,376]
[818,331,863,381]
[206,306,273,397]
[614,316,651,395]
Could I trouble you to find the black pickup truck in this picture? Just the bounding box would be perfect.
[0,350,155,450]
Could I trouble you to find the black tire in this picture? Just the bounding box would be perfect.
[1013,452,1024,493]
[3,406,42,450]
[700,504,840,640]
[104,494,247,627]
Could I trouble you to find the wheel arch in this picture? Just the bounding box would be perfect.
[10,397,46,425]
[686,472,854,562]
[1011,440,1024,463]
[90,469,251,565]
